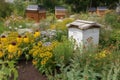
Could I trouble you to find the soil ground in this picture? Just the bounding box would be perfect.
[16,60,47,80]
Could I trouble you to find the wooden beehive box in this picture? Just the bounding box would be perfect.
[26,5,46,22]
[38,5,46,20]
[67,20,101,49]
[96,7,108,16]
[88,7,96,14]
[55,6,67,19]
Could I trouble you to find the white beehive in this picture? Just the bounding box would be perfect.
[67,20,101,49]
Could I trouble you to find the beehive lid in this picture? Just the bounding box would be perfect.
[67,20,101,30]
[26,5,38,11]
[55,6,67,11]
[97,6,108,11]
[88,7,96,12]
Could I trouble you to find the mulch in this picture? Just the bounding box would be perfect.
[14,60,47,80]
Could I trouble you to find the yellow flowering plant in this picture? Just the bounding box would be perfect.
[95,49,111,59]
[0,41,22,60]
[7,42,22,60]
[15,35,32,60]
[29,41,59,73]
[33,30,41,38]
[0,31,39,60]
[0,50,4,58]
[50,18,74,30]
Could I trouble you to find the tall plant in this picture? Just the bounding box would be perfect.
[53,36,74,66]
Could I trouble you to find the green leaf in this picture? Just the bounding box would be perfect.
[8,61,15,68]
[67,72,74,80]
[12,68,18,80]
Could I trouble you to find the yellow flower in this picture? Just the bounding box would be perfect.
[37,41,42,47]
[43,57,49,62]
[1,35,7,42]
[32,51,38,57]
[8,42,17,53]
[39,53,44,58]
[0,51,4,58]
[17,35,23,43]
[95,50,109,59]
[41,60,46,65]
[46,52,52,58]
[100,53,106,58]
[34,31,40,38]
[23,36,29,43]
[32,60,37,65]
[47,46,52,51]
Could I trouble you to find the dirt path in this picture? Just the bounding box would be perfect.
[16,61,47,80]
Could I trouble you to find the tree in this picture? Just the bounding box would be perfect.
[65,0,90,12]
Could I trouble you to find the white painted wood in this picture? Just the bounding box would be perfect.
[83,28,99,47]
[67,20,101,49]
[67,20,101,30]
[68,28,83,47]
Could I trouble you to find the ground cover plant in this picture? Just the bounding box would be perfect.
[0,9,120,80]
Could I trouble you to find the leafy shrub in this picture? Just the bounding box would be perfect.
[53,36,74,66]
[13,0,28,16]
[0,0,13,18]
[99,28,120,49]
[105,11,120,29]
[50,18,74,30]
[48,46,120,80]
[0,60,18,80]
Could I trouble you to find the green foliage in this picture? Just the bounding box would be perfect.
[0,21,6,34]
[0,60,18,80]
[99,28,112,48]
[105,12,120,29]
[65,0,90,12]
[48,45,120,80]
[99,28,120,48]
[13,0,28,16]
[55,30,67,42]
[99,11,120,48]
[3,15,34,31]
[53,36,74,65]
[0,4,120,80]
[0,0,13,18]
[39,19,51,31]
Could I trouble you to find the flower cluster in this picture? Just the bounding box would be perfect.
[29,41,59,66]
[41,29,56,42]
[95,49,111,59]
[4,15,33,30]
[0,30,41,60]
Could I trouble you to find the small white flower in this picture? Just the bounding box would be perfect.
[19,25,22,28]
[14,27,18,30]
[9,26,12,29]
